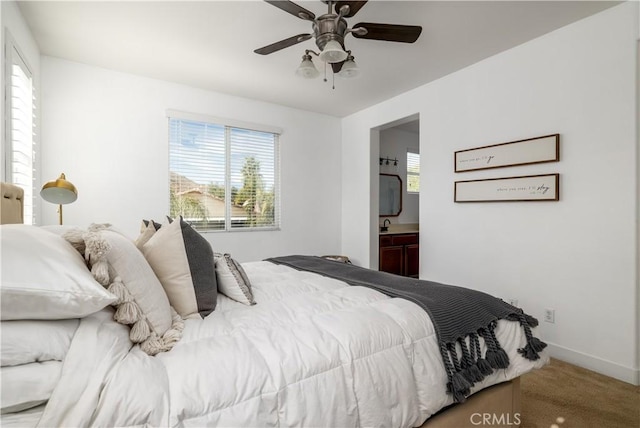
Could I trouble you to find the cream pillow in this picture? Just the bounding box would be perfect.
[136,221,156,249]
[142,217,217,319]
[214,253,255,305]
[135,220,158,249]
[0,225,116,320]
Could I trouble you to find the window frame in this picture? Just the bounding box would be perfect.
[4,31,37,224]
[167,110,281,233]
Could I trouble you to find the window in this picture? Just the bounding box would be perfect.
[168,112,280,231]
[4,35,36,224]
[407,151,420,193]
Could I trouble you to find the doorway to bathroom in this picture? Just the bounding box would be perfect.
[372,115,420,276]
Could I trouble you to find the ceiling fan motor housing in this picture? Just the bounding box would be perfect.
[313,15,348,50]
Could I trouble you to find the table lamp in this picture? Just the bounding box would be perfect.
[40,173,78,225]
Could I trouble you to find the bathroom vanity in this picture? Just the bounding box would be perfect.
[379,229,419,278]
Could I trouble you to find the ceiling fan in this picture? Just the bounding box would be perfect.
[254,0,422,83]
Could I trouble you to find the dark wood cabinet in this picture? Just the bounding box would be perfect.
[379,245,403,275]
[379,233,419,278]
[405,243,419,277]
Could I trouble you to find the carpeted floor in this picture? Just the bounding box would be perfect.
[520,358,640,428]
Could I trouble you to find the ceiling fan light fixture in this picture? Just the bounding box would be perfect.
[338,55,360,78]
[257,0,423,89]
[296,54,320,78]
[319,39,348,63]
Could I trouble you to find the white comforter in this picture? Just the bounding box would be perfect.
[36,261,548,427]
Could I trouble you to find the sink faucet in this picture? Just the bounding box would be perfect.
[383,219,391,228]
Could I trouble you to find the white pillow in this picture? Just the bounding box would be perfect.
[1,319,79,367]
[0,361,62,413]
[39,225,81,236]
[214,253,255,306]
[0,225,116,320]
[142,217,217,319]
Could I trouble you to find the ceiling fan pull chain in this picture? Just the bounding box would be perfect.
[323,62,328,83]
[332,71,335,90]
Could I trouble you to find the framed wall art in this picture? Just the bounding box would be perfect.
[454,134,559,172]
[454,173,559,203]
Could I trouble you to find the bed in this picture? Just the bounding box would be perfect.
[0,182,547,427]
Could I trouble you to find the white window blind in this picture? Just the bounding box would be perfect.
[407,151,420,193]
[169,115,279,231]
[6,40,35,224]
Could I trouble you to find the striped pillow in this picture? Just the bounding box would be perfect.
[214,253,255,306]
[142,217,217,319]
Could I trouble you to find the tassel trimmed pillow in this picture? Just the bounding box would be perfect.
[214,253,255,306]
[63,224,183,355]
[141,217,217,319]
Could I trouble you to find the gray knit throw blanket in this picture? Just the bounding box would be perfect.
[265,255,546,403]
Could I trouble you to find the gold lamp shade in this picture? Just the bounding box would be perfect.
[40,173,78,224]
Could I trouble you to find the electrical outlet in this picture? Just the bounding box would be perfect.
[508,299,518,307]
[544,309,555,323]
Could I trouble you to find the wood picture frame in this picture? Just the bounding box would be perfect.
[454,134,559,172]
[454,174,559,203]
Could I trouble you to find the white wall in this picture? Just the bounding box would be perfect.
[41,57,342,262]
[1,1,41,219]
[636,2,640,378]
[379,128,419,225]
[342,2,639,384]
[1,4,3,158]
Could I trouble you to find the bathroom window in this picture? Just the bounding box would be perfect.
[407,151,420,193]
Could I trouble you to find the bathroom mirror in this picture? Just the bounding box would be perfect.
[379,174,402,217]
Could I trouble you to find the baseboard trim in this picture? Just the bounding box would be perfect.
[545,342,639,385]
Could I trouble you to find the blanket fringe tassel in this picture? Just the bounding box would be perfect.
[440,313,545,403]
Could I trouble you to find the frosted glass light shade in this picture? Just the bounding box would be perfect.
[319,40,348,63]
[338,57,360,78]
[296,57,320,79]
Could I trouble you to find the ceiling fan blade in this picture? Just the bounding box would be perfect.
[331,61,345,74]
[334,1,368,18]
[264,0,315,21]
[352,23,422,43]
[254,34,312,55]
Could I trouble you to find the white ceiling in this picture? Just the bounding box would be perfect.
[18,1,619,117]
